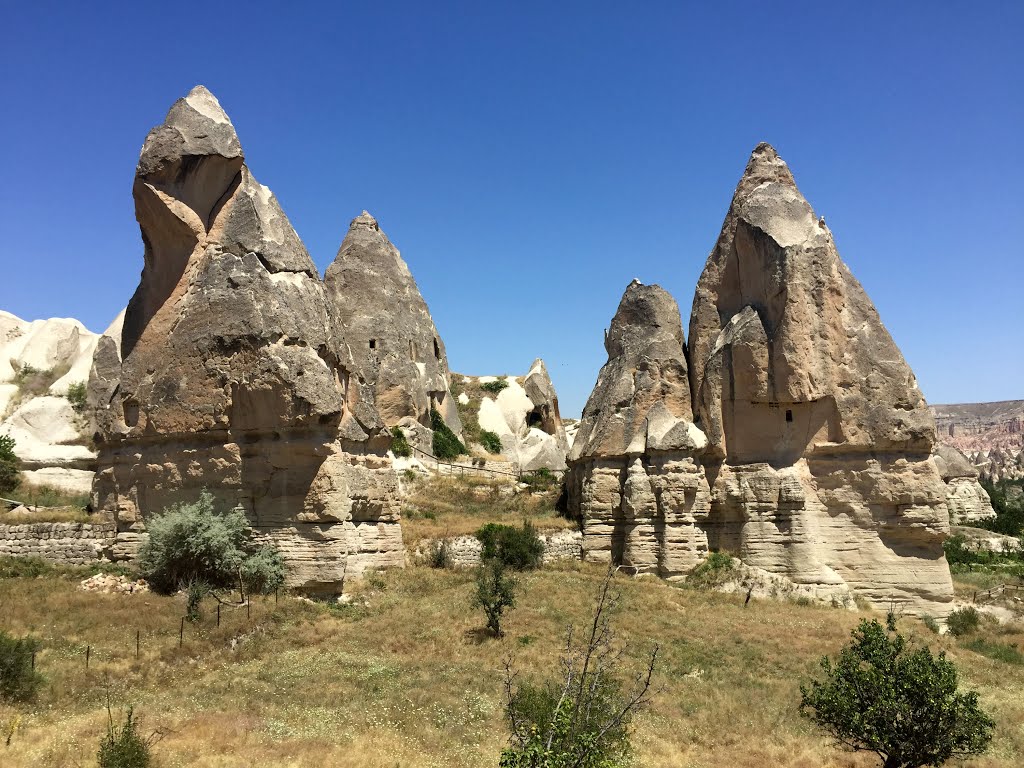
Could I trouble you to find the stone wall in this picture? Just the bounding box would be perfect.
[0,522,117,566]
[414,530,582,568]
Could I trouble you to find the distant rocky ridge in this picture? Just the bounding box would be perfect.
[931,401,1024,482]
[568,144,956,617]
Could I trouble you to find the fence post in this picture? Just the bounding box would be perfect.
[217,603,221,627]
[86,645,90,669]
[179,617,184,647]
[136,630,140,659]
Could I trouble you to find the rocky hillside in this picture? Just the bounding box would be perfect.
[931,400,1024,481]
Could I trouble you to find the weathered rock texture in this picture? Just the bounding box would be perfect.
[459,359,570,470]
[933,444,996,523]
[324,212,462,439]
[931,400,1024,482]
[569,144,954,616]
[89,86,403,592]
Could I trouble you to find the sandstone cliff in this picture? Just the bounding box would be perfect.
[89,86,403,591]
[323,212,463,440]
[568,144,955,617]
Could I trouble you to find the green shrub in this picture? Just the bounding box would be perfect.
[184,580,207,623]
[0,435,20,496]
[520,467,559,492]
[686,551,737,589]
[947,607,981,637]
[0,555,53,579]
[800,617,993,768]
[481,377,509,395]
[66,381,88,413]
[479,430,503,455]
[390,426,412,458]
[430,408,466,460]
[476,521,544,570]
[0,631,43,703]
[473,559,517,636]
[922,615,941,634]
[98,706,154,768]
[429,540,452,569]
[965,638,1024,665]
[500,567,657,768]
[137,491,285,595]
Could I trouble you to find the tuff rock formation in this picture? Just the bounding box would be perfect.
[569,144,955,616]
[931,400,1024,482]
[459,359,570,470]
[323,212,462,445]
[933,444,996,523]
[89,86,403,591]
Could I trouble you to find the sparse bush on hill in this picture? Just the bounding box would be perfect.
[685,551,737,589]
[0,630,43,703]
[947,606,981,637]
[476,521,544,571]
[979,478,1024,538]
[430,408,466,460]
[520,467,558,493]
[480,429,503,455]
[390,426,412,458]
[0,435,20,496]
[98,703,158,768]
[66,381,88,413]
[138,491,285,597]
[500,567,658,768]
[800,614,993,768]
[481,377,509,395]
[474,558,517,636]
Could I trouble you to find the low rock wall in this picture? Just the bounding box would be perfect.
[414,529,582,568]
[0,522,117,566]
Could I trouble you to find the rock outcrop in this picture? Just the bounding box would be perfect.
[323,212,462,442]
[568,144,955,616]
[933,444,996,523]
[931,401,1024,482]
[454,359,570,470]
[89,86,403,591]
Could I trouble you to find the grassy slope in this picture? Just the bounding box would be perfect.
[1,477,1022,768]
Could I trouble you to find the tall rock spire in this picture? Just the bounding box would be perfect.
[323,211,463,438]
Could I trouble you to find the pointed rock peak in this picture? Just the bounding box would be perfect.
[138,87,242,176]
[351,210,380,231]
[606,281,684,358]
[735,141,797,197]
[182,85,233,126]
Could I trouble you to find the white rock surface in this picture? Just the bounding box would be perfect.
[0,396,93,468]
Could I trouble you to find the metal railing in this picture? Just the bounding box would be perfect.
[408,445,565,481]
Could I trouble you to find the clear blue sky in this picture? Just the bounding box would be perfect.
[1,1,1021,416]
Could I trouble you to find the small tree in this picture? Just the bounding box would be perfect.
[98,702,158,768]
[474,559,517,636]
[799,616,994,768]
[66,381,88,413]
[0,631,43,702]
[500,566,658,768]
[476,522,545,571]
[0,435,20,496]
[480,429,503,455]
[390,426,412,458]
[138,491,285,597]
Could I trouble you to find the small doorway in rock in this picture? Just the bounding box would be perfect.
[785,409,793,423]
[433,338,440,360]
[369,339,376,350]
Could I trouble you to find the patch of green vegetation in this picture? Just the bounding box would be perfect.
[481,377,509,395]
[66,381,88,412]
[476,521,544,571]
[389,426,411,458]
[979,478,1024,538]
[431,408,466,460]
[947,606,981,637]
[0,435,19,496]
[0,630,43,702]
[479,430,503,455]
[685,551,738,589]
[520,467,559,492]
[965,638,1024,665]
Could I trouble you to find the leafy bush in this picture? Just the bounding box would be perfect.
[474,559,517,636]
[520,467,558,492]
[390,426,412,458]
[800,616,993,768]
[66,381,88,412]
[137,491,285,595]
[978,478,1024,537]
[500,567,657,768]
[0,435,20,496]
[922,615,941,634]
[428,540,451,569]
[479,430,503,455]
[0,555,53,579]
[98,706,154,768]
[0,631,43,703]
[184,580,207,623]
[686,551,737,589]
[481,377,509,395]
[947,607,981,637]
[430,408,466,460]
[476,521,544,570]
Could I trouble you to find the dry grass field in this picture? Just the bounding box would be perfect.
[1,478,1022,767]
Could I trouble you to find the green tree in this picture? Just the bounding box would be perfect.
[0,435,20,496]
[474,559,517,636]
[480,429,503,454]
[799,616,994,768]
[66,381,88,413]
[476,522,544,571]
[137,491,285,597]
[0,631,43,703]
[390,426,412,458]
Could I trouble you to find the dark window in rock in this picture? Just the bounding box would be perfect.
[527,409,544,429]
[786,409,793,422]
[433,338,440,360]
[123,397,140,428]
[369,339,376,349]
